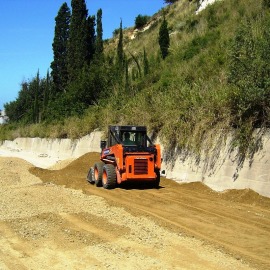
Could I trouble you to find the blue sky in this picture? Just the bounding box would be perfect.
[0,0,166,110]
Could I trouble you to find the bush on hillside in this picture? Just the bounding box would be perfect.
[134,15,150,29]
[229,15,270,128]
[263,0,270,8]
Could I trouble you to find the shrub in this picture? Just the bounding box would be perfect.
[134,15,150,29]
[228,16,270,127]
[263,0,270,8]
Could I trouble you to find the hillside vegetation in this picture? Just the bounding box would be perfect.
[1,0,270,164]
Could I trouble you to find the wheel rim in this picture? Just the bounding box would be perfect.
[103,170,108,185]
[94,168,99,180]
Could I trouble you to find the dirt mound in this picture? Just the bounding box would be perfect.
[220,188,270,207]
[0,157,41,187]
[30,152,100,190]
[48,158,76,170]
[30,152,270,208]
[178,181,215,193]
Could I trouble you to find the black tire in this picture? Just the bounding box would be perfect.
[153,170,160,188]
[102,164,117,189]
[94,162,104,187]
[86,167,95,184]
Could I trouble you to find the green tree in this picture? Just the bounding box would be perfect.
[4,82,30,122]
[113,28,120,38]
[134,14,149,29]
[33,70,40,123]
[86,15,96,63]
[4,100,19,122]
[67,0,89,81]
[42,70,51,120]
[4,73,52,124]
[158,16,170,59]
[164,0,179,4]
[95,9,103,57]
[67,61,110,112]
[50,3,70,94]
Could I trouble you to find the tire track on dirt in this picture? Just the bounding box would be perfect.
[83,184,270,269]
[141,187,270,232]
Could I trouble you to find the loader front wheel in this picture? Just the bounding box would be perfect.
[86,167,95,184]
[94,162,103,187]
[102,164,117,189]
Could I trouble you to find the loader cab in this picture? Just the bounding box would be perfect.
[121,131,145,146]
[105,125,153,151]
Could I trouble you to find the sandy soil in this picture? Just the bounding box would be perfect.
[0,153,270,269]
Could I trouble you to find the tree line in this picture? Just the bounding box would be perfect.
[2,0,269,161]
[5,0,170,124]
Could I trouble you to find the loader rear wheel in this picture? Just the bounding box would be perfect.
[94,162,103,187]
[102,164,117,189]
[86,167,95,184]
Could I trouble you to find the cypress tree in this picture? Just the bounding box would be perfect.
[50,3,70,93]
[68,0,89,81]
[116,19,124,74]
[43,70,50,112]
[95,9,103,57]
[33,70,40,123]
[158,16,170,59]
[86,15,96,63]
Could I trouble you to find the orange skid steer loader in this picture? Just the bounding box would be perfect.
[87,125,162,189]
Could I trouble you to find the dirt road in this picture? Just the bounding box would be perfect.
[1,153,270,269]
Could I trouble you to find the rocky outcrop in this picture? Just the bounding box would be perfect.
[196,0,220,13]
